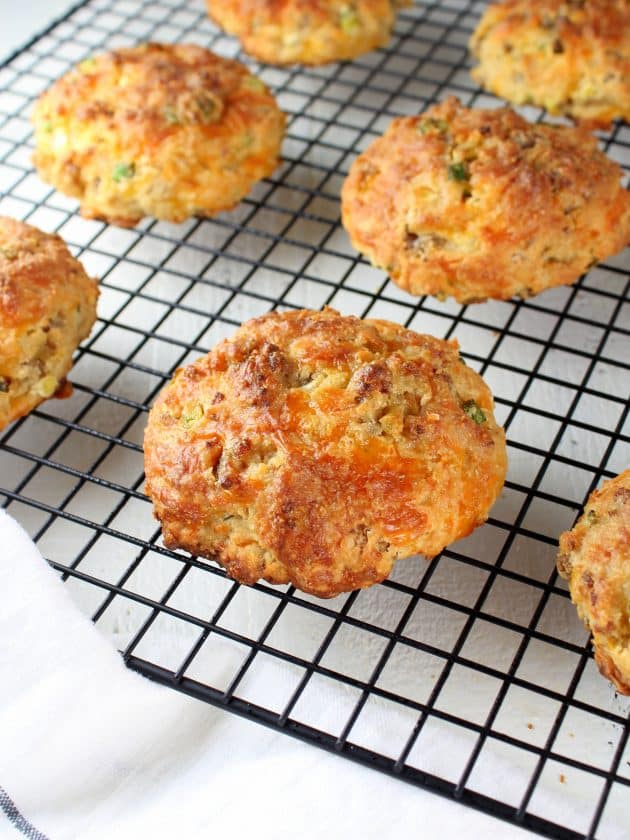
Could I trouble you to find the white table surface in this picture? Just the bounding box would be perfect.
[0,0,81,63]
[0,4,558,839]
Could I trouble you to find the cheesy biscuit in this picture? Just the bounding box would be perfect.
[32,43,285,227]
[341,97,630,303]
[144,308,507,598]
[0,216,98,431]
[206,0,410,65]
[558,471,630,695]
[469,0,630,126]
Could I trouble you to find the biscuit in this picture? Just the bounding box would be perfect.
[144,308,507,598]
[32,43,285,227]
[557,471,630,695]
[341,97,630,303]
[469,0,630,126]
[206,0,410,65]
[0,216,98,431]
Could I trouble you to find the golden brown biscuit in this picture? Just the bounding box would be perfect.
[557,471,630,695]
[469,0,630,127]
[32,43,285,227]
[206,0,410,65]
[0,216,98,431]
[144,308,507,598]
[341,97,630,304]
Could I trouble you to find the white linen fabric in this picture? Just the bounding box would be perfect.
[0,507,534,840]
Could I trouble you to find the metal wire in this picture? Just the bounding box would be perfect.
[1,0,629,837]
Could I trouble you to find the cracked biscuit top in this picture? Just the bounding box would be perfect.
[341,97,630,303]
[0,216,98,430]
[32,43,285,227]
[144,308,507,598]
[558,470,630,695]
[469,0,630,126]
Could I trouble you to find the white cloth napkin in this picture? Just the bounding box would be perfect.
[0,508,565,840]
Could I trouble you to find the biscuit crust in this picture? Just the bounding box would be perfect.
[557,471,630,695]
[341,97,630,303]
[144,308,507,598]
[469,0,630,126]
[0,216,98,430]
[206,0,409,65]
[32,43,285,227]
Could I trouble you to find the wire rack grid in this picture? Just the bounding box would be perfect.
[0,0,629,837]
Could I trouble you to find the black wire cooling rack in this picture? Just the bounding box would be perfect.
[1,0,629,837]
